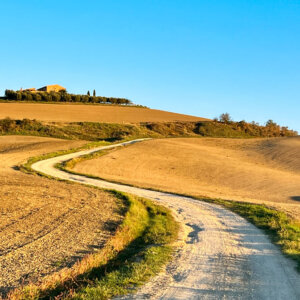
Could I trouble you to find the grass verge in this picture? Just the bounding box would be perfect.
[61,148,300,272]
[20,140,115,176]
[8,191,179,300]
[200,197,300,271]
[58,148,116,171]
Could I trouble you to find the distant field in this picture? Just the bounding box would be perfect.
[73,137,300,220]
[0,103,208,123]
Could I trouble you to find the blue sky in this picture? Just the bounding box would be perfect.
[1,1,299,132]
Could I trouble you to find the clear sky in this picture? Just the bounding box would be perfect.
[1,1,299,132]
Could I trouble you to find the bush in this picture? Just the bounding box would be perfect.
[0,117,16,131]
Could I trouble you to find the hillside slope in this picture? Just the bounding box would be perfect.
[0,103,209,123]
[73,137,300,220]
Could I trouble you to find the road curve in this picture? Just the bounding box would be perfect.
[32,139,300,300]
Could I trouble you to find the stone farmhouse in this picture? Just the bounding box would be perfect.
[21,84,66,93]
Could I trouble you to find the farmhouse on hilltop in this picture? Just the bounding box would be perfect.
[37,84,66,92]
[21,84,66,93]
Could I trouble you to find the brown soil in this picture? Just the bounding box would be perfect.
[0,136,123,296]
[73,137,300,220]
[0,103,209,123]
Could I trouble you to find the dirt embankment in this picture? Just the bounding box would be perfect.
[73,137,300,220]
[0,103,208,123]
[0,136,123,296]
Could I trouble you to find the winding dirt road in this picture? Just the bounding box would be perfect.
[32,140,300,299]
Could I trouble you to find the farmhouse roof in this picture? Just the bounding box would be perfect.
[37,84,66,92]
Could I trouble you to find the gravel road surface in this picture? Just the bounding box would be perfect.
[32,140,300,300]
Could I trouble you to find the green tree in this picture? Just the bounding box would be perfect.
[5,90,17,99]
[51,92,61,102]
[75,95,81,102]
[87,91,90,96]
[82,95,89,102]
[16,92,22,100]
[219,113,232,124]
[21,92,28,100]
[93,89,96,97]
[33,93,42,101]
[266,119,277,127]
[41,92,50,102]
[26,92,33,101]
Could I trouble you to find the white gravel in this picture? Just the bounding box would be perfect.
[32,139,300,300]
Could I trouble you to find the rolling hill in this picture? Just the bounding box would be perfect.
[0,103,209,123]
[72,137,300,220]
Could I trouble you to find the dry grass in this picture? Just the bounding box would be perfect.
[0,103,208,123]
[72,137,300,221]
[0,136,123,297]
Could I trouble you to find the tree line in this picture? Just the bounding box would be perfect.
[213,113,297,137]
[4,89,132,105]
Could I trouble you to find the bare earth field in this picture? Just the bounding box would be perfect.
[0,136,122,296]
[73,137,300,220]
[0,103,208,123]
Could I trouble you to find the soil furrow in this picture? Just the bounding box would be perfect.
[0,136,123,297]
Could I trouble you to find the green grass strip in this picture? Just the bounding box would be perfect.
[20,140,113,176]
[71,196,178,300]
[200,197,300,271]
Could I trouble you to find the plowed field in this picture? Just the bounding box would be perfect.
[0,136,122,296]
[0,103,208,123]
